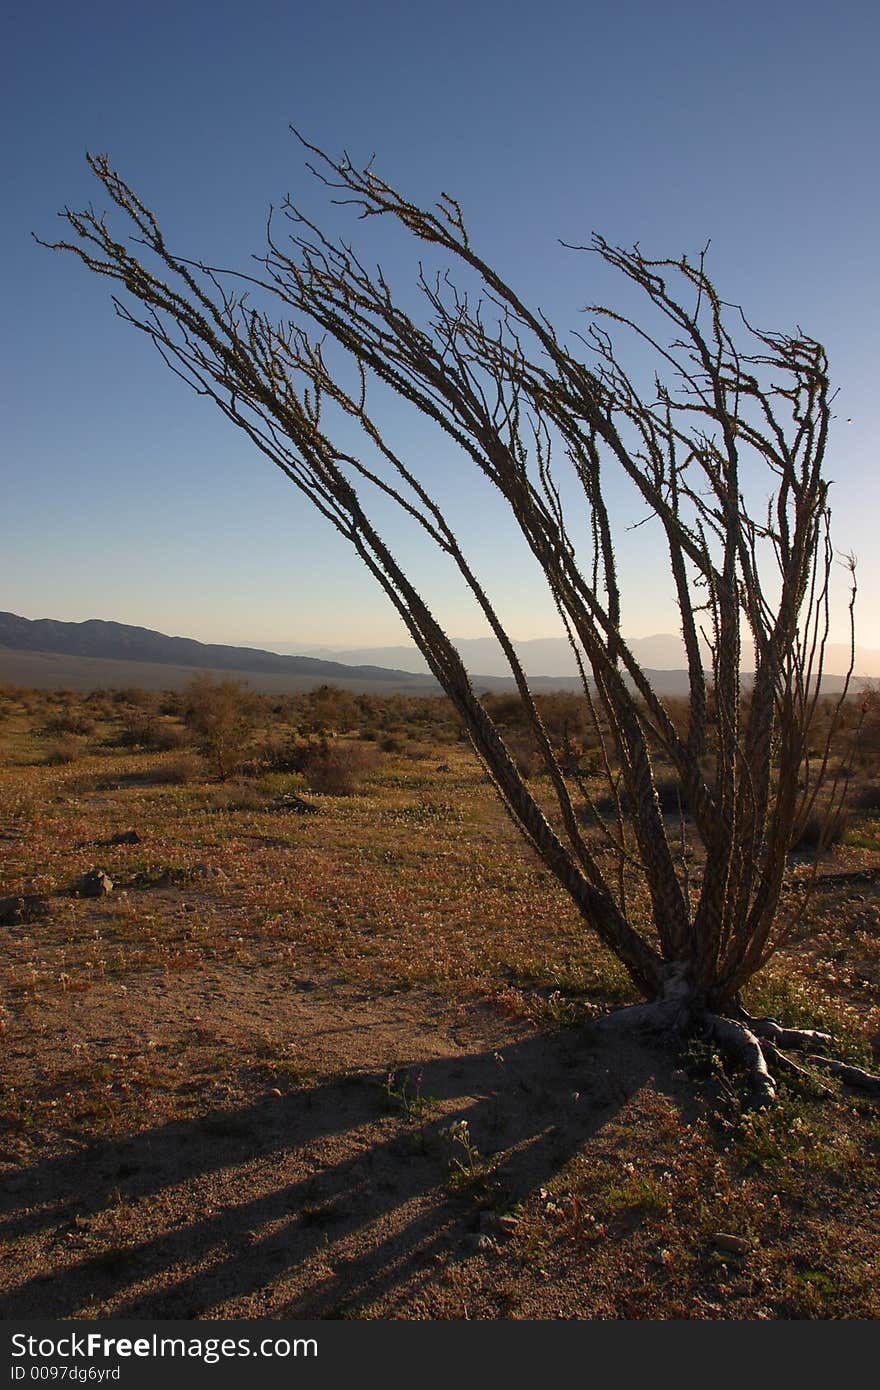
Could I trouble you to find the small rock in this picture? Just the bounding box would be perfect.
[712,1232,750,1255]
[476,1211,518,1240]
[110,830,140,845]
[0,894,50,927]
[0,896,25,926]
[80,869,113,898]
[462,1233,497,1254]
[277,793,318,815]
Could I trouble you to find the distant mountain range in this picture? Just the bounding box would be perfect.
[0,612,437,694]
[0,612,867,696]
[269,633,880,680]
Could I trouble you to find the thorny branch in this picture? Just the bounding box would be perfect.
[43,137,871,1102]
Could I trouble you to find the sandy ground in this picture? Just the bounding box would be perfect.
[1,947,702,1320]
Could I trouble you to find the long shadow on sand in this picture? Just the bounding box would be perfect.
[0,1026,692,1318]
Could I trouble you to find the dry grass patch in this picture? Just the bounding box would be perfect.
[1,686,878,1318]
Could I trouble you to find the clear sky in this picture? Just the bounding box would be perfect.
[5,0,878,652]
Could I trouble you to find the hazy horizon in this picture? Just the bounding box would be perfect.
[5,606,876,680]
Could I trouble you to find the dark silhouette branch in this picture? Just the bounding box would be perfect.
[42,138,877,1102]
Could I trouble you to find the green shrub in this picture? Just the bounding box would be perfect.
[183,673,257,780]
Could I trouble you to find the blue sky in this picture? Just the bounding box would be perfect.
[5,0,878,652]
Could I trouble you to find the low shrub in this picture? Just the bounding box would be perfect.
[209,780,274,812]
[117,711,160,748]
[852,782,880,813]
[153,752,204,785]
[789,803,850,853]
[244,734,308,775]
[45,736,81,765]
[589,775,688,818]
[44,710,95,737]
[184,673,257,779]
[112,687,151,707]
[654,776,690,816]
[158,691,183,717]
[303,739,378,795]
[503,732,539,779]
[150,721,186,751]
[116,711,184,750]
